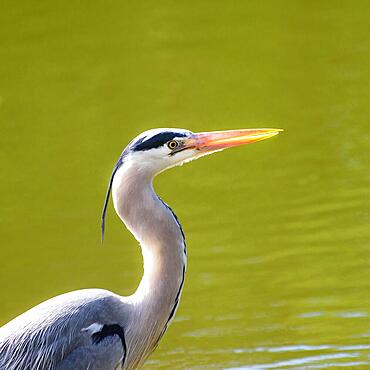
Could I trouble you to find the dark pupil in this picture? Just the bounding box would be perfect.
[169,141,177,148]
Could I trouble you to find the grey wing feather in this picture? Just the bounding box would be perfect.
[56,335,124,370]
[0,289,127,370]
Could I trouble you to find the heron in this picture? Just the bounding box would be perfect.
[0,127,282,370]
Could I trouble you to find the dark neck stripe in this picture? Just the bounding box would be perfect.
[166,265,186,323]
[158,197,187,257]
[156,196,187,342]
[155,264,186,349]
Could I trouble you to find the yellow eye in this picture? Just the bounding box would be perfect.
[167,140,178,150]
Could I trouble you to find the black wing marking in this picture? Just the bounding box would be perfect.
[92,324,127,365]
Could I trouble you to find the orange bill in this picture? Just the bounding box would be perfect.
[191,128,283,152]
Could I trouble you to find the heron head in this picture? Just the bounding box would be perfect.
[124,128,195,174]
[102,127,282,240]
[122,127,283,174]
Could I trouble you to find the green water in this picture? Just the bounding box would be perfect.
[1,1,370,369]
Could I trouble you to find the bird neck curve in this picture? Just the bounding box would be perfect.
[111,162,186,364]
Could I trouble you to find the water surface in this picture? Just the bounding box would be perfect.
[1,1,369,369]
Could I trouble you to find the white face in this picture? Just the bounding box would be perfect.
[122,128,201,176]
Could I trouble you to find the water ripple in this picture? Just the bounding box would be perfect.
[232,344,370,354]
[227,353,361,369]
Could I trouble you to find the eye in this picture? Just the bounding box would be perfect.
[167,140,179,150]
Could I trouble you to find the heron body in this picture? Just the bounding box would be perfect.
[0,127,281,369]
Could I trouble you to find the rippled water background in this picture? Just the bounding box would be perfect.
[1,1,370,369]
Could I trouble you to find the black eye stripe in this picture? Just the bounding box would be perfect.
[132,132,187,151]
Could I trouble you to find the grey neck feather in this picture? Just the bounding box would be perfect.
[111,160,186,367]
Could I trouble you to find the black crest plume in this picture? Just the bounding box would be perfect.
[101,157,124,242]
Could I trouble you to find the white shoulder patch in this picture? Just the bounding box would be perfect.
[82,323,103,335]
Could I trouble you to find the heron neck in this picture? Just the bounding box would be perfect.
[112,164,186,358]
